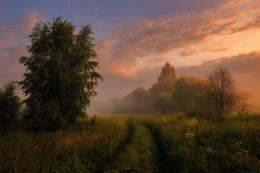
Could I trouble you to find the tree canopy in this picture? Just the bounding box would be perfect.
[19,17,102,131]
[150,62,177,95]
[172,76,210,113]
[102,62,244,118]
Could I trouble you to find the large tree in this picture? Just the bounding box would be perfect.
[208,66,238,118]
[19,17,102,131]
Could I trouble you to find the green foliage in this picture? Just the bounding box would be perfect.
[172,76,210,113]
[142,114,260,172]
[0,116,128,172]
[90,114,97,125]
[150,62,177,114]
[0,81,21,130]
[108,119,158,172]
[1,114,259,172]
[188,91,215,118]
[19,17,102,131]
[154,92,172,114]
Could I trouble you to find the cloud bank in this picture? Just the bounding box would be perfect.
[96,0,260,79]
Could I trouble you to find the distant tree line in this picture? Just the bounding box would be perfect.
[104,62,245,120]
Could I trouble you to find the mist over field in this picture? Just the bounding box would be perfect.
[89,52,260,114]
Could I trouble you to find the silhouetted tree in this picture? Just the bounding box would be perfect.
[150,62,177,94]
[19,17,102,131]
[149,62,176,113]
[0,81,21,129]
[208,66,238,118]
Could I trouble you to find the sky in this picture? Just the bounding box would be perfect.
[0,0,260,112]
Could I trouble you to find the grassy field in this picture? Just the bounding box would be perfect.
[1,113,260,173]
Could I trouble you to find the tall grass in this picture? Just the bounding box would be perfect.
[142,113,260,172]
[1,113,259,172]
[0,116,128,172]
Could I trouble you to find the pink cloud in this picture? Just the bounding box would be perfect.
[97,20,105,27]
[23,11,41,30]
[0,11,41,86]
[93,6,100,12]
[220,0,252,9]
[0,11,40,39]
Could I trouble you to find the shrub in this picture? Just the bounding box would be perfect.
[0,81,21,130]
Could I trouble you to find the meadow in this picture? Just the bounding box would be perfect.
[1,113,260,173]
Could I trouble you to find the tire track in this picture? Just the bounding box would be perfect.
[97,117,135,172]
[143,122,173,173]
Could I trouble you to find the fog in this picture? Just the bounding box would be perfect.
[89,52,260,114]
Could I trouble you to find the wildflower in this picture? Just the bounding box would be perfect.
[185,131,195,140]
[206,147,213,153]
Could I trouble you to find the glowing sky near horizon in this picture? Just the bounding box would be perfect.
[1,0,260,111]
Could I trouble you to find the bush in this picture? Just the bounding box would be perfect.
[0,81,21,130]
[187,91,215,119]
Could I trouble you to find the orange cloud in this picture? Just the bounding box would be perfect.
[231,14,260,34]
[204,48,229,53]
[211,21,237,35]
[248,4,260,13]
[225,12,245,20]
[179,46,197,57]
[96,0,260,78]
[111,65,136,78]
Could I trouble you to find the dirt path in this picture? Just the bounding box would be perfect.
[143,122,173,173]
[106,119,159,172]
[99,118,173,173]
[98,117,135,172]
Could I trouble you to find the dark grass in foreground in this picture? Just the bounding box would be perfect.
[0,113,260,173]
